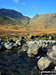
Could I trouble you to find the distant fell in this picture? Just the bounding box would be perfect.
[0,9,30,25]
[29,13,56,29]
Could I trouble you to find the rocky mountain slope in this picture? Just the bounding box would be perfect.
[0,8,56,32]
[0,9,30,25]
[0,14,22,25]
[29,13,56,29]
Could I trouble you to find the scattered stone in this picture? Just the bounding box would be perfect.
[16,40,21,46]
[22,44,28,52]
[37,57,51,70]
[42,42,48,48]
[20,36,26,46]
[0,37,56,74]
[49,36,54,40]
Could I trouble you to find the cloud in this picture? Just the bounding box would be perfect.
[13,0,19,3]
[21,2,26,6]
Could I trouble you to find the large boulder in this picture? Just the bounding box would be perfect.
[27,41,39,57]
[4,42,13,50]
[37,57,51,70]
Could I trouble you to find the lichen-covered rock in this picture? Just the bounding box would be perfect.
[27,41,39,57]
[37,57,51,70]
[48,51,56,60]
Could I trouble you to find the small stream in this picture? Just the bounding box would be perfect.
[0,51,38,75]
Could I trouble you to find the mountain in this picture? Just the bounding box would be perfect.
[0,8,56,30]
[29,13,56,29]
[0,9,30,25]
[0,14,22,25]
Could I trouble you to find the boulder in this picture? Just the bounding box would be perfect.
[22,44,28,52]
[16,40,21,46]
[20,36,26,46]
[52,45,56,51]
[4,42,13,50]
[54,66,56,71]
[37,57,51,70]
[13,43,17,47]
[42,42,48,48]
[16,37,26,46]
[27,41,39,57]
[49,36,54,40]
[48,50,56,60]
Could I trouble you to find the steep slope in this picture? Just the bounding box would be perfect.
[0,14,22,25]
[29,13,56,29]
[0,9,30,25]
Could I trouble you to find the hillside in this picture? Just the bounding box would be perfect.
[0,9,56,36]
[29,13,56,30]
[0,9,30,25]
[0,14,23,25]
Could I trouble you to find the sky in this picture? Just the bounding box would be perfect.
[0,0,56,17]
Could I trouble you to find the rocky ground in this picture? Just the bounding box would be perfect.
[0,37,56,75]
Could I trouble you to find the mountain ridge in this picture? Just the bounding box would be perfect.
[0,8,56,30]
[29,13,56,29]
[0,8,30,25]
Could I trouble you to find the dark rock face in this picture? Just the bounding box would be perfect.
[0,9,26,19]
